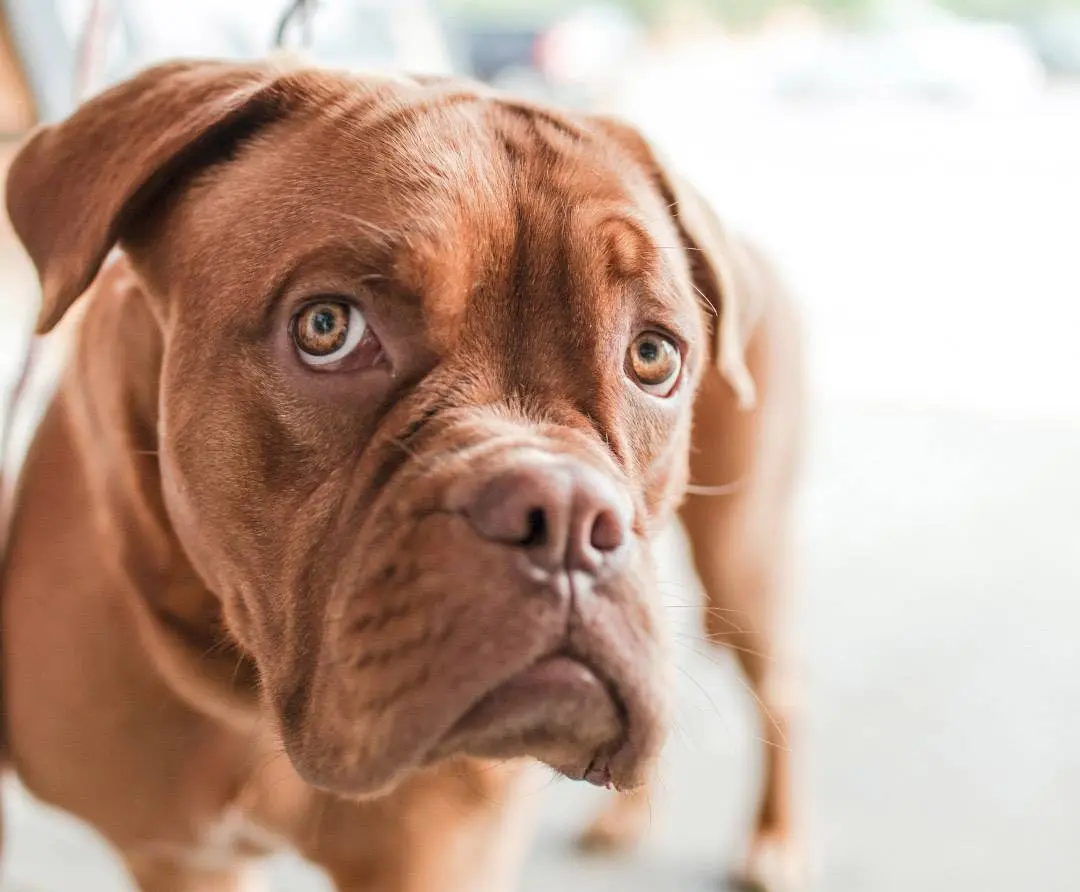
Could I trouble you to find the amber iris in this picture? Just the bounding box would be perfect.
[294,302,350,357]
[628,332,680,394]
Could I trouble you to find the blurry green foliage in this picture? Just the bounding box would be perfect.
[942,0,1079,17]
[440,0,1080,26]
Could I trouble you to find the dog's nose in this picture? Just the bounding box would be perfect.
[463,462,630,574]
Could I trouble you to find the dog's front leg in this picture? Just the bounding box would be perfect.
[314,759,535,892]
[326,824,529,892]
[578,783,653,853]
[325,807,533,892]
[679,353,804,892]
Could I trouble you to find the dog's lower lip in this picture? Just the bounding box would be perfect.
[440,655,622,758]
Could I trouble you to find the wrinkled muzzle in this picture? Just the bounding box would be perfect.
[277,414,672,797]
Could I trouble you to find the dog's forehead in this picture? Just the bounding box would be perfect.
[290,78,670,232]
[171,76,687,352]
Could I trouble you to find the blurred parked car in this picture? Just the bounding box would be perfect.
[453,3,644,107]
[1023,12,1080,79]
[453,15,544,84]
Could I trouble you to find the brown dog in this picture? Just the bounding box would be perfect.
[0,61,801,891]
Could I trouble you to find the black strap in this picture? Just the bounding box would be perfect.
[274,0,318,50]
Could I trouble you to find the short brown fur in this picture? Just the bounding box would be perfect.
[1,62,802,891]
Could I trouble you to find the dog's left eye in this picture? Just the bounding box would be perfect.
[292,301,377,370]
[627,332,682,397]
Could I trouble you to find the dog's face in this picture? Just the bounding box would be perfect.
[7,63,750,796]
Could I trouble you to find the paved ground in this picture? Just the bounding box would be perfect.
[1,58,1079,892]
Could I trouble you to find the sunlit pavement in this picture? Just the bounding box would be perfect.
[2,64,1079,891]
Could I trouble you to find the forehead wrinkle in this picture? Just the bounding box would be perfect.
[475,186,621,427]
[380,106,510,231]
[402,174,515,356]
[571,204,660,284]
[354,87,484,134]
[494,97,592,141]
[307,205,413,256]
[311,93,515,357]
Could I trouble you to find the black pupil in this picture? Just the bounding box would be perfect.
[638,340,660,363]
[313,309,339,335]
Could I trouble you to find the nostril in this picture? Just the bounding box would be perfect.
[521,508,548,548]
[589,507,626,553]
[457,459,629,575]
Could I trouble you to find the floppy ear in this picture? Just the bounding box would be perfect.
[5,60,293,334]
[589,116,758,410]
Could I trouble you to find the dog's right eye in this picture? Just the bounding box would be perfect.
[627,331,682,397]
[292,301,381,371]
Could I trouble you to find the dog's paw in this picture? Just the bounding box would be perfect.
[729,833,805,892]
[577,791,650,855]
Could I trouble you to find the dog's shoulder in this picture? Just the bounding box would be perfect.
[0,252,138,560]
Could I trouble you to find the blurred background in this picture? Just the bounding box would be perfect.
[0,0,1078,890]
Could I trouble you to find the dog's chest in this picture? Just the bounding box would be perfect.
[135,805,291,874]
[193,807,290,870]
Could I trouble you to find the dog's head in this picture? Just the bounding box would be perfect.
[6,62,754,795]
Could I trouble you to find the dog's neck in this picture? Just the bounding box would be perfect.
[61,256,263,733]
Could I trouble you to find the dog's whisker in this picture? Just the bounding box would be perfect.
[667,716,696,754]
[700,610,748,634]
[673,663,732,733]
[672,675,787,755]
[230,653,249,690]
[660,603,751,634]
[729,671,790,751]
[654,580,708,593]
[198,633,240,661]
[692,617,752,631]
[655,244,708,256]
[669,665,790,755]
[674,633,773,664]
[317,207,402,247]
[690,281,718,318]
[685,479,744,496]
[663,604,753,616]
